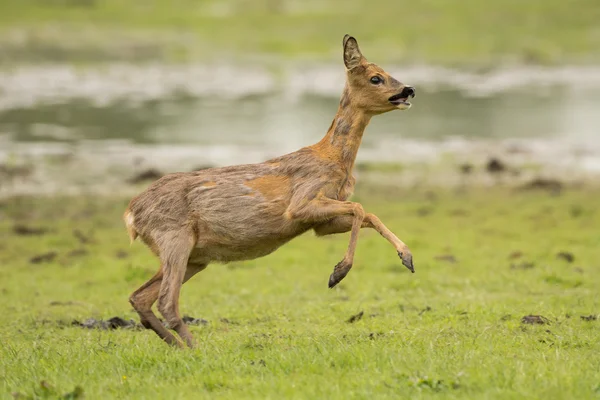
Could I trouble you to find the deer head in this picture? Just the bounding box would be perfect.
[342,34,415,115]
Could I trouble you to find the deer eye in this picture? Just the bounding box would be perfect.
[370,76,383,85]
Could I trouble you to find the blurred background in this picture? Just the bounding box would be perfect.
[1,0,599,195]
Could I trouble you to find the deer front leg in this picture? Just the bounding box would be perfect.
[314,213,415,273]
[287,196,365,288]
[365,213,414,273]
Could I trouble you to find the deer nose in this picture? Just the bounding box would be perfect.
[401,86,416,98]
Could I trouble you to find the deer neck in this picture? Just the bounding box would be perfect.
[311,86,372,173]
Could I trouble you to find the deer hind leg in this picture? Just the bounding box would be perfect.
[129,268,181,347]
[156,231,198,348]
[129,262,206,348]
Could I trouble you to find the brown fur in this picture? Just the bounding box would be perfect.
[245,175,292,201]
[124,34,416,348]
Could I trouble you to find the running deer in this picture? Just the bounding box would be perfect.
[124,34,416,348]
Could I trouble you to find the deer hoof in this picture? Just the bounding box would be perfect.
[398,250,415,273]
[328,261,352,288]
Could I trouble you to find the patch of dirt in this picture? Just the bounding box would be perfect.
[510,261,535,270]
[519,178,563,194]
[73,317,140,330]
[219,318,239,325]
[435,254,457,263]
[0,163,34,180]
[405,375,460,391]
[521,315,550,325]
[250,359,266,367]
[115,250,129,259]
[49,301,77,306]
[508,251,523,260]
[569,205,584,218]
[182,315,209,326]
[580,315,597,321]
[346,311,364,323]
[70,315,208,330]
[67,249,88,257]
[486,157,507,173]
[12,380,83,400]
[419,306,432,316]
[73,229,93,244]
[459,163,473,174]
[449,209,469,216]
[368,332,385,340]
[556,251,575,263]
[29,252,57,264]
[126,168,163,184]
[416,207,433,217]
[13,224,49,236]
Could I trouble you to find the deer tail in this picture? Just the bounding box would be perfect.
[123,208,138,244]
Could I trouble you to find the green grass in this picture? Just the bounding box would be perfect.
[0,0,599,65]
[1,184,600,399]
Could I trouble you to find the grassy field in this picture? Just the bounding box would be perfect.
[1,182,599,399]
[0,0,599,65]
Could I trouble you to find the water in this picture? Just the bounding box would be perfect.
[1,63,600,196]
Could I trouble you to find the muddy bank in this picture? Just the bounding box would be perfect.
[1,139,599,198]
[2,63,600,109]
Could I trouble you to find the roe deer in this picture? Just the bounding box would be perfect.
[124,34,416,348]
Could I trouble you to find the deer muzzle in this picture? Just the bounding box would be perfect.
[388,86,416,110]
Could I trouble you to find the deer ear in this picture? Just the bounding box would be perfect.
[343,34,363,70]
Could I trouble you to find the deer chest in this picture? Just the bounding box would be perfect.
[337,174,356,201]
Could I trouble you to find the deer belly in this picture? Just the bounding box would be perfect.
[191,214,312,263]
[191,231,307,263]
[191,239,284,263]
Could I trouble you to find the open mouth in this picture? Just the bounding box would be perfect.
[388,87,416,109]
[388,95,410,107]
[388,93,414,107]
